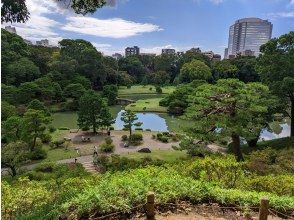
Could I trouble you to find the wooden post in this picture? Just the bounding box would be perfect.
[146,191,155,219]
[259,197,269,220]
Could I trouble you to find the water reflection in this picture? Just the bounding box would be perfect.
[114,111,290,140]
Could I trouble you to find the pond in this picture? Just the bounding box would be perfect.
[52,109,290,140]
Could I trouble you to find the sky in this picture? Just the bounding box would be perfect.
[2,0,294,57]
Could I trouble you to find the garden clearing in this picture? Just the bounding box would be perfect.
[125,98,167,113]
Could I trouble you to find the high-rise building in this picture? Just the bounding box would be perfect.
[125,46,140,57]
[36,39,49,47]
[226,18,272,58]
[5,26,17,34]
[112,53,123,60]
[162,48,175,55]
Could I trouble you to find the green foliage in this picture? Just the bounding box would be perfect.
[155,85,162,93]
[102,84,118,105]
[27,99,50,115]
[48,126,56,133]
[29,146,47,160]
[100,143,115,153]
[1,141,29,176]
[1,101,17,121]
[63,83,86,101]
[185,79,275,161]
[22,109,52,151]
[258,31,294,136]
[180,59,212,83]
[212,60,238,80]
[78,90,114,133]
[129,133,143,145]
[51,139,66,148]
[120,110,142,136]
[121,135,128,141]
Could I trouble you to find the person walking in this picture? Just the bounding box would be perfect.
[93,146,98,156]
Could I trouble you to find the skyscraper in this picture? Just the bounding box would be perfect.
[225,18,272,58]
[125,46,140,57]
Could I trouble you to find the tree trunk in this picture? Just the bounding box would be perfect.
[10,166,17,177]
[32,136,37,151]
[129,125,132,137]
[231,133,244,162]
[291,99,294,137]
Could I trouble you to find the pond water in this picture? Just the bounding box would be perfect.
[114,110,290,140]
[52,109,290,140]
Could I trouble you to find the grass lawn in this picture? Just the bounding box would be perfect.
[51,112,78,129]
[125,98,167,113]
[122,149,187,162]
[118,85,175,95]
[43,145,77,162]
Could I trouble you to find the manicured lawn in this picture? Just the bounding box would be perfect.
[118,85,175,95]
[122,149,187,162]
[51,112,78,129]
[118,93,167,101]
[125,98,167,113]
[43,145,77,162]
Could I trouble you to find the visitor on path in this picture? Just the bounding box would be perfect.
[93,146,98,156]
[107,129,111,136]
[74,158,77,163]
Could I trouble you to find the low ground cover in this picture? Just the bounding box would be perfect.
[118,85,175,95]
[2,149,294,220]
[125,98,167,113]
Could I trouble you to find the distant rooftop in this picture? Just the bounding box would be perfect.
[235,17,268,23]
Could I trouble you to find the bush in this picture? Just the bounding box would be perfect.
[159,136,169,143]
[162,132,170,136]
[149,87,152,90]
[48,126,56,133]
[122,127,129,131]
[135,127,143,131]
[143,107,146,110]
[29,147,47,160]
[157,133,163,138]
[138,148,151,153]
[109,126,114,130]
[100,143,115,153]
[105,137,113,145]
[81,127,90,131]
[121,135,128,141]
[51,139,65,148]
[35,162,56,173]
[129,133,143,145]
[127,85,131,89]
[41,134,52,144]
[171,135,179,142]
[156,86,162,94]
[152,134,156,139]
[146,129,151,131]
[58,127,70,130]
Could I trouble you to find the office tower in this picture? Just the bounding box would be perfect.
[125,46,140,57]
[226,18,272,58]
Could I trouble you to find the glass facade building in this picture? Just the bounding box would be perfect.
[226,18,272,58]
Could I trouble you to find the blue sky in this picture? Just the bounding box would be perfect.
[3,0,294,57]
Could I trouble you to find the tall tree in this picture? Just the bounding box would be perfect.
[258,31,294,136]
[212,60,238,80]
[180,59,212,83]
[102,84,118,106]
[2,116,23,143]
[1,101,17,121]
[22,109,52,151]
[120,110,142,136]
[78,90,113,133]
[2,141,29,176]
[185,79,274,161]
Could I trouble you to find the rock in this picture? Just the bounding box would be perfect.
[138,148,151,153]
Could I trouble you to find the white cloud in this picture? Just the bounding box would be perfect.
[268,11,294,18]
[61,16,163,38]
[140,44,202,55]
[209,0,225,4]
[2,0,63,46]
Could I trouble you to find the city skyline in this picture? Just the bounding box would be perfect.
[1,0,293,57]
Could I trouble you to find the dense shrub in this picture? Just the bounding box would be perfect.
[109,126,114,130]
[129,133,143,145]
[41,134,52,143]
[48,125,56,133]
[29,147,47,160]
[50,139,65,148]
[121,135,128,141]
[100,143,115,153]
[135,127,143,131]
[155,86,162,94]
[145,129,151,131]
[105,137,113,145]
[58,127,70,130]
